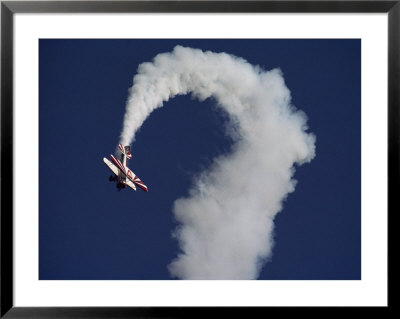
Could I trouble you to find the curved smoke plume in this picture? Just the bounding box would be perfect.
[120,46,316,279]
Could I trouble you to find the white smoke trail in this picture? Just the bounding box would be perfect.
[120,46,316,279]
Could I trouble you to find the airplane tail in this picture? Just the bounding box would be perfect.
[118,143,132,159]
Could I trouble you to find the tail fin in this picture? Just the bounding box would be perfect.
[125,146,132,159]
[118,144,132,159]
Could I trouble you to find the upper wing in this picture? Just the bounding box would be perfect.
[103,157,119,176]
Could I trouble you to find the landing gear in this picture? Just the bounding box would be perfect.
[109,175,114,182]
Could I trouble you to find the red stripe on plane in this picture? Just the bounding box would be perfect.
[134,182,148,192]
[117,158,124,168]
[110,155,125,173]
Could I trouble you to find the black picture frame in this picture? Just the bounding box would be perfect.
[1,1,395,317]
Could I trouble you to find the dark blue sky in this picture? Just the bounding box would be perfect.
[39,39,360,280]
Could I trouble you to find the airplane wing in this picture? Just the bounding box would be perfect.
[103,157,119,176]
[126,170,148,192]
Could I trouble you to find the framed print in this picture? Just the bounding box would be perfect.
[1,0,395,317]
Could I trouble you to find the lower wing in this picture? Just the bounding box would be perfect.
[129,174,148,192]
[125,179,137,191]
